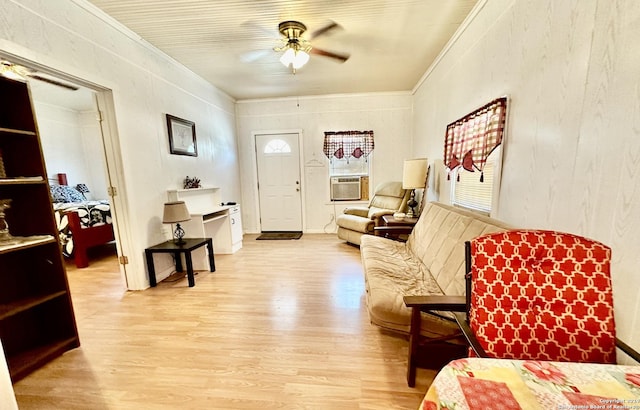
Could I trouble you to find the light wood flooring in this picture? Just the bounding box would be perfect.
[12,234,436,409]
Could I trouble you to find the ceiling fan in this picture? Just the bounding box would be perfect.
[1,61,79,91]
[273,20,350,72]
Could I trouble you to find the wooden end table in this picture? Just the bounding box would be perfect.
[145,237,215,287]
[381,214,419,227]
[375,215,419,240]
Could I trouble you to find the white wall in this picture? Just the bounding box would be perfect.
[1,0,240,289]
[78,110,110,199]
[33,101,109,199]
[236,93,413,233]
[413,0,640,356]
[0,341,17,410]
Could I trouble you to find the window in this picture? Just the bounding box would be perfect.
[444,97,507,214]
[329,156,370,176]
[263,139,291,154]
[451,148,499,213]
[323,130,374,177]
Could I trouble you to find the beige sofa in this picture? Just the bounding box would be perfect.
[360,201,513,385]
[360,201,512,337]
[336,181,410,246]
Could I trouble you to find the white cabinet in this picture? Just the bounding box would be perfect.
[229,206,243,251]
[167,188,243,270]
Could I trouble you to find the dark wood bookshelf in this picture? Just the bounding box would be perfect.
[0,76,80,383]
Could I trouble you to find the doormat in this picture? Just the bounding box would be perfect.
[256,232,303,240]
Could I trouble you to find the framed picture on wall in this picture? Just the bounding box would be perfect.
[167,114,197,157]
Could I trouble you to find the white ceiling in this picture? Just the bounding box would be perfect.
[83,0,479,100]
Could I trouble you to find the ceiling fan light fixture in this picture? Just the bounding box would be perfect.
[273,20,347,72]
[292,50,309,69]
[280,46,310,70]
[279,47,296,67]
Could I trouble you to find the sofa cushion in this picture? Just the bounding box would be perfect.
[360,201,513,337]
[343,207,369,218]
[361,235,461,337]
[367,206,392,219]
[337,227,365,246]
[368,182,407,212]
[336,213,374,233]
[408,202,513,296]
[372,181,407,199]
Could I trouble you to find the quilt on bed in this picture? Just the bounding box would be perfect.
[53,200,113,257]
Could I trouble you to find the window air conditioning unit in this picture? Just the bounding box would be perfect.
[331,176,361,200]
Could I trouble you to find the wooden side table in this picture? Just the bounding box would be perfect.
[381,215,419,227]
[145,237,215,287]
[375,215,419,240]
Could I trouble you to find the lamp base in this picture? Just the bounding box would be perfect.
[406,190,418,218]
[173,223,186,245]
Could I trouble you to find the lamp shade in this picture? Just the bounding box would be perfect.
[75,183,90,194]
[280,47,310,70]
[279,47,296,67]
[402,158,429,189]
[162,201,191,224]
[292,50,309,69]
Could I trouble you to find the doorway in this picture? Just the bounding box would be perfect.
[255,132,303,232]
[0,56,130,289]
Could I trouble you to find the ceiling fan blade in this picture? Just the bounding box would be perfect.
[241,20,279,38]
[27,74,79,91]
[240,49,271,63]
[310,21,341,39]
[310,47,350,63]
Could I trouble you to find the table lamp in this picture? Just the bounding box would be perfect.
[163,201,191,244]
[75,183,90,199]
[402,158,428,218]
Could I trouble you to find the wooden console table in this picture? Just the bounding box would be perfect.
[145,237,215,287]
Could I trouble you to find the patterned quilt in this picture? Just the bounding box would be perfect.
[421,358,640,409]
[53,200,112,257]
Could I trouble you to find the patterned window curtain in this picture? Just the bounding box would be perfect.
[323,130,374,160]
[444,97,507,182]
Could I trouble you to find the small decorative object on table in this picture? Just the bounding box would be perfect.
[183,176,201,189]
[0,199,16,244]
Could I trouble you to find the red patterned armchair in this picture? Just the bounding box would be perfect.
[456,230,639,363]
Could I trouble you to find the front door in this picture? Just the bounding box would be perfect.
[255,133,303,232]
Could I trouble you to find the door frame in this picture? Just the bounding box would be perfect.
[0,49,133,289]
[251,129,306,233]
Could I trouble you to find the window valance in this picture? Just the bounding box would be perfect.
[323,130,374,160]
[444,97,507,181]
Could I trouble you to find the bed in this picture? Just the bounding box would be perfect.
[51,173,115,268]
